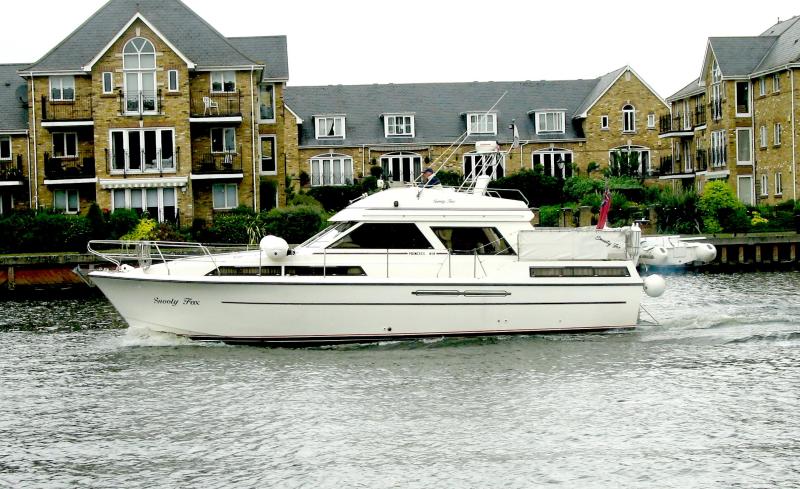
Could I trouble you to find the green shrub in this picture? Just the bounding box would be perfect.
[654,188,702,234]
[262,205,326,244]
[369,165,383,178]
[307,185,366,212]
[698,181,749,233]
[490,169,561,207]
[204,213,255,243]
[288,192,324,209]
[563,176,603,203]
[86,202,108,239]
[360,176,378,192]
[435,170,463,187]
[538,205,561,226]
[121,218,158,241]
[108,209,140,239]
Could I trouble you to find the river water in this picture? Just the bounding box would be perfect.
[1,272,799,488]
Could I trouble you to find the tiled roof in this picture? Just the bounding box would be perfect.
[708,37,777,77]
[573,66,627,118]
[227,36,289,81]
[755,16,800,72]
[285,75,624,147]
[0,64,29,132]
[23,0,259,73]
[666,78,704,102]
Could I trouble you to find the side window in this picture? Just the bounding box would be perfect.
[431,227,514,255]
[331,223,433,249]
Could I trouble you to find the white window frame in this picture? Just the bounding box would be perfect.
[735,81,750,116]
[622,105,635,133]
[0,136,11,160]
[466,113,497,135]
[210,71,236,93]
[600,115,609,130]
[211,127,236,153]
[774,123,782,146]
[53,188,79,214]
[49,75,75,101]
[735,127,752,165]
[384,114,415,137]
[775,172,783,196]
[758,77,766,97]
[212,183,238,210]
[608,145,651,175]
[711,83,722,121]
[760,174,768,197]
[315,116,346,139]
[111,187,177,222]
[109,127,176,173]
[380,152,422,183]
[759,125,767,148]
[102,72,113,94]
[122,37,157,115]
[259,134,277,175]
[309,153,353,186]
[711,130,727,167]
[463,152,505,181]
[737,175,754,205]
[52,132,78,158]
[647,113,656,129]
[773,73,781,92]
[532,149,574,178]
[259,83,276,123]
[534,111,565,134]
[167,70,179,92]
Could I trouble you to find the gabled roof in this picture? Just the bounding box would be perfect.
[754,16,800,72]
[666,78,705,103]
[706,37,777,78]
[22,0,260,73]
[0,64,30,132]
[572,66,627,118]
[227,36,289,81]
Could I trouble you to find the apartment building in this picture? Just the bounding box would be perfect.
[283,66,668,188]
[659,16,800,205]
[7,0,288,223]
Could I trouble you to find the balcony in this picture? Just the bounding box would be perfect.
[44,151,96,181]
[710,98,723,121]
[189,91,242,122]
[191,149,243,178]
[0,155,24,183]
[118,89,163,116]
[41,96,93,126]
[658,153,708,179]
[105,147,181,176]
[693,108,706,127]
[658,113,693,137]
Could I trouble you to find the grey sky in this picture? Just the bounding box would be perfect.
[2,0,798,98]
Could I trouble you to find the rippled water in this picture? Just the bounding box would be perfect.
[1,272,799,488]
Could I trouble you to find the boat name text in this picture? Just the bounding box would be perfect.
[153,297,200,306]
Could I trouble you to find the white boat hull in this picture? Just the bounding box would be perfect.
[91,273,644,345]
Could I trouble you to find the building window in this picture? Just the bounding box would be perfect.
[773,73,781,92]
[609,145,651,176]
[622,104,635,132]
[52,132,78,158]
[647,113,656,129]
[711,130,726,167]
[467,113,496,135]
[736,128,752,164]
[532,149,573,178]
[211,71,236,93]
[315,116,345,139]
[735,81,750,115]
[774,123,782,146]
[259,84,275,121]
[0,192,14,215]
[310,153,353,186]
[211,128,236,153]
[760,174,768,197]
[212,183,238,209]
[0,136,10,160]
[775,172,783,195]
[54,189,79,214]
[122,37,157,114]
[600,115,609,129]
[737,175,754,205]
[111,187,177,222]
[711,83,722,121]
[463,152,505,180]
[102,72,113,94]
[758,77,766,97]
[110,128,175,172]
[49,75,75,101]
[259,135,276,175]
[167,70,178,92]
[380,152,422,183]
[759,125,767,148]
[535,111,564,133]
[384,114,414,137]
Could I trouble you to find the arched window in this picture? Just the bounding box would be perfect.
[122,37,157,114]
[380,152,422,183]
[463,152,505,181]
[532,148,574,179]
[310,153,353,186]
[622,104,635,133]
[609,145,650,176]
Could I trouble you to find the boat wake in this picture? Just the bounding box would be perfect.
[117,325,225,348]
[724,330,800,345]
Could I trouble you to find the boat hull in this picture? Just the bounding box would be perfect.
[91,272,643,345]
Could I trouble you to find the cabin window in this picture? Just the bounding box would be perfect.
[529,266,630,277]
[330,223,433,249]
[284,266,366,276]
[431,227,514,255]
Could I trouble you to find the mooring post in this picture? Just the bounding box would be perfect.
[755,245,762,263]
[7,266,14,291]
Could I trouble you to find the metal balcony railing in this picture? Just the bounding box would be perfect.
[0,155,24,182]
[44,151,96,179]
[118,89,162,115]
[105,147,180,176]
[189,90,242,118]
[693,108,706,127]
[193,148,243,174]
[41,96,93,121]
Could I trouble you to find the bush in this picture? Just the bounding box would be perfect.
[307,185,366,212]
[436,170,463,187]
[121,218,158,241]
[203,213,256,243]
[538,205,561,226]
[563,176,603,203]
[86,202,108,239]
[262,206,326,244]
[490,169,561,207]
[108,209,140,239]
[287,192,324,209]
[698,181,749,233]
[654,188,702,234]
[369,166,383,178]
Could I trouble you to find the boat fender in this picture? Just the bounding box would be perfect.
[118,264,134,272]
[260,235,289,259]
[695,243,717,263]
[643,274,666,298]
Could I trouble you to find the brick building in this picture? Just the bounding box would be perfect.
[659,16,800,205]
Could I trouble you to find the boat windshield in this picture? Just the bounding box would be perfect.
[299,221,358,249]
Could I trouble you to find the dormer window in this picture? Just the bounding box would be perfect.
[211,71,236,93]
[384,114,414,137]
[467,113,496,135]
[534,111,565,134]
[315,115,346,139]
[49,76,75,101]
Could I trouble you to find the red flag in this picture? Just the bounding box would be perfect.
[596,188,611,229]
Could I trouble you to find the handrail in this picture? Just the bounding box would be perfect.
[87,240,229,274]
